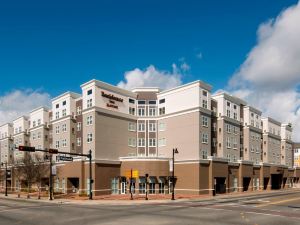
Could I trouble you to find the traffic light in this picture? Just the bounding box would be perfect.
[18,146,35,152]
[49,148,58,154]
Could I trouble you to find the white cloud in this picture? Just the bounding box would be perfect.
[0,89,51,125]
[228,1,300,141]
[117,65,183,90]
[196,52,203,60]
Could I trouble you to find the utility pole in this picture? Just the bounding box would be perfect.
[49,154,53,200]
[89,149,93,200]
[5,162,8,197]
[172,148,179,200]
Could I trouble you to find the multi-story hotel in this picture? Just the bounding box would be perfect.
[1,79,300,196]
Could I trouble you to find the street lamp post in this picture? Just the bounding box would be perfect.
[172,148,179,200]
[1,162,8,196]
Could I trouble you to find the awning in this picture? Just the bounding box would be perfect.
[159,177,166,183]
[139,177,146,183]
[149,176,157,183]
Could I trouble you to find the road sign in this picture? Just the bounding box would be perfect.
[58,155,73,162]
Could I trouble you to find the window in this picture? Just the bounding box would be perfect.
[32,133,36,140]
[77,138,81,146]
[233,138,237,149]
[128,122,136,131]
[87,116,93,125]
[149,138,156,147]
[227,102,231,107]
[226,109,231,118]
[77,122,82,131]
[149,123,156,132]
[149,183,155,194]
[37,132,41,139]
[87,89,92,95]
[149,100,156,105]
[55,141,60,148]
[159,107,165,115]
[202,116,208,127]
[129,98,135,104]
[62,139,67,147]
[202,90,207,96]
[129,107,135,115]
[139,181,146,194]
[33,121,36,127]
[159,123,166,131]
[77,106,82,115]
[128,138,136,147]
[37,119,41,126]
[87,133,93,143]
[202,133,208,144]
[226,124,231,133]
[62,124,67,132]
[62,100,66,106]
[233,105,237,110]
[138,108,145,116]
[87,99,92,108]
[55,126,60,134]
[61,109,66,117]
[233,112,237,120]
[202,150,208,159]
[138,123,145,131]
[159,182,165,194]
[55,112,59,119]
[202,99,208,109]
[56,103,59,108]
[138,100,146,105]
[158,138,166,147]
[149,108,156,116]
[226,137,231,149]
[138,138,145,147]
[159,99,165,104]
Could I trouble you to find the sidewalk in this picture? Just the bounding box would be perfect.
[1,188,299,205]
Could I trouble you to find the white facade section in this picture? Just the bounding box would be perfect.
[262,117,281,136]
[0,123,13,139]
[243,106,262,129]
[29,107,50,128]
[52,92,80,120]
[13,116,29,135]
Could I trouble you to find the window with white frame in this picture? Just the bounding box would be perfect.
[37,119,41,126]
[87,99,92,108]
[62,109,66,117]
[138,138,145,147]
[159,122,166,131]
[37,132,41,139]
[149,108,156,116]
[128,138,136,147]
[149,138,156,147]
[33,121,36,127]
[202,133,208,144]
[233,112,237,120]
[87,133,93,143]
[202,99,208,109]
[226,109,231,118]
[226,137,231,148]
[62,139,67,147]
[158,138,166,147]
[138,108,145,116]
[55,140,60,148]
[77,106,82,115]
[77,122,81,131]
[32,133,36,140]
[128,122,136,131]
[159,107,165,115]
[202,116,208,127]
[55,126,60,134]
[149,123,156,132]
[129,107,135,115]
[202,150,208,159]
[226,124,231,133]
[233,137,237,149]
[77,137,81,146]
[138,123,145,132]
[62,124,67,132]
[87,116,93,125]
[55,112,59,119]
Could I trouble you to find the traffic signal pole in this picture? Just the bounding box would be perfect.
[17,146,93,200]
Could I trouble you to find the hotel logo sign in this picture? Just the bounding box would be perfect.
[101,91,123,109]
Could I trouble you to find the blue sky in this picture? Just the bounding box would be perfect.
[0,0,298,96]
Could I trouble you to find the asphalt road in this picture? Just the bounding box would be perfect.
[1,191,300,225]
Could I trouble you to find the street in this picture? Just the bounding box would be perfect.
[0,190,300,225]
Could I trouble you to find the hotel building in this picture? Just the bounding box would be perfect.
[1,79,300,196]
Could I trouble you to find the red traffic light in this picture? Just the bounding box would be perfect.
[18,146,36,152]
[49,148,58,154]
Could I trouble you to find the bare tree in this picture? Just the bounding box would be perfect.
[34,154,48,199]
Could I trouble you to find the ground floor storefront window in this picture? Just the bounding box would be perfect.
[139,177,146,194]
